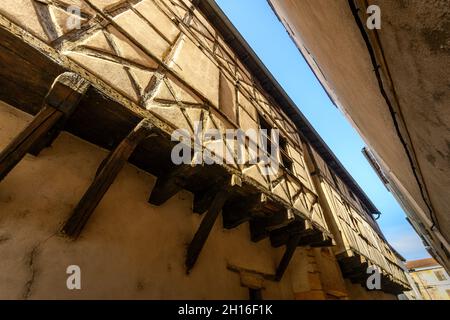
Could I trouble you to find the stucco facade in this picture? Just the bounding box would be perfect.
[0,0,408,299]
[406,258,450,300]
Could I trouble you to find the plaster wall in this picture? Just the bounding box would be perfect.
[0,100,295,299]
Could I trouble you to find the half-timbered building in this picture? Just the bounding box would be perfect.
[0,0,409,299]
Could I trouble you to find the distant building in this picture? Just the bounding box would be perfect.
[406,258,450,300]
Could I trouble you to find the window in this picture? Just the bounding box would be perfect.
[258,114,272,155]
[257,114,294,172]
[279,135,293,172]
[249,288,262,300]
[434,270,447,281]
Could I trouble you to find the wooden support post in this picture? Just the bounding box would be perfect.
[148,165,196,206]
[0,72,89,182]
[185,175,241,273]
[61,119,154,239]
[275,232,302,281]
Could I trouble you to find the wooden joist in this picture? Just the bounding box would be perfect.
[148,164,198,206]
[347,262,370,283]
[272,219,334,281]
[341,258,406,294]
[273,220,312,281]
[338,253,367,276]
[222,193,268,229]
[249,209,294,243]
[185,175,241,273]
[297,231,334,247]
[193,184,223,214]
[0,72,89,182]
[269,219,310,248]
[61,119,154,239]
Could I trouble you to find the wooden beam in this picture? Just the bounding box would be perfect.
[339,254,370,280]
[275,232,303,281]
[297,231,333,247]
[28,72,90,156]
[185,175,241,273]
[61,119,154,239]
[0,72,89,182]
[249,208,295,242]
[222,193,267,229]
[348,262,370,284]
[148,165,197,206]
[270,219,313,248]
[249,288,263,300]
[193,184,223,214]
[249,218,270,242]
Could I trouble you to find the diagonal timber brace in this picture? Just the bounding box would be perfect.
[61,119,155,239]
[274,219,313,281]
[0,72,89,182]
[275,232,303,282]
[148,164,198,206]
[185,174,242,274]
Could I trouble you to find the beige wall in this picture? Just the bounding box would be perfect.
[344,280,396,300]
[0,100,294,299]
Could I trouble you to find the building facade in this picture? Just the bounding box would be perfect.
[0,0,408,299]
[406,258,450,300]
[268,0,450,272]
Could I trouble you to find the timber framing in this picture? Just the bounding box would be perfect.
[0,0,410,293]
[196,0,380,217]
[305,141,411,293]
[0,30,332,279]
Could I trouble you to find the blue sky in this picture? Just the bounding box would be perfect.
[215,0,429,260]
